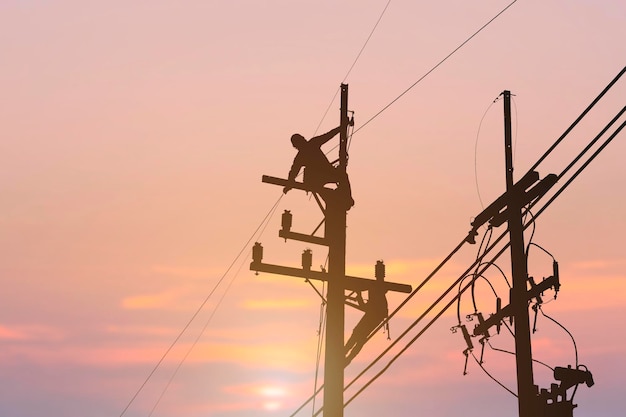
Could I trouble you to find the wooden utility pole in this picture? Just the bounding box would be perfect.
[503,90,536,416]
[323,83,349,417]
[251,84,411,417]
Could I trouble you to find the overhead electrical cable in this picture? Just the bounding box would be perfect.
[147,253,251,417]
[471,352,518,397]
[118,194,284,417]
[474,97,500,208]
[488,341,554,372]
[313,0,393,135]
[141,3,400,412]
[340,113,626,408]
[531,112,626,222]
[353,0,519,135]
[291,67,625,416]
[527,66,625,173]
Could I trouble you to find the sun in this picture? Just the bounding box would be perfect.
[257,385,288,411]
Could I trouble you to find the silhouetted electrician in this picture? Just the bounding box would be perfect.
[345,261,389,365]
[283,123,354,208]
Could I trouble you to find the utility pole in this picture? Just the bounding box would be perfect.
[503,90,536,417]
[323,83,349,417]
[251,84,411,417]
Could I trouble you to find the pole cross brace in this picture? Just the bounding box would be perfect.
[262,175,336,197]
[466,172,557,243]
[473,275,560,336]
[250,260,412,294]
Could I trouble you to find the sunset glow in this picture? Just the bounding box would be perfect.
[1,1,625,417]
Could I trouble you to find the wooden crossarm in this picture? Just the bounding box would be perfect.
[250,261,412,294]
[262,175,335,194]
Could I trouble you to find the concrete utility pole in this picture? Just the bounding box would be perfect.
[502,90,536,417]
[251,84,411,417]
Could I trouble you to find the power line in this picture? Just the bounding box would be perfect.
[303,101,625,415]
[353,0,519,135]
[313,0,393,135]
[118,194,284,417]
[122,3,399,410]
[139,4,396,411]
[147,251,250,417]
[342,106,626,409]
[527,66,626,173]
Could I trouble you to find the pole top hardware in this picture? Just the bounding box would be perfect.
[466,171,558,243]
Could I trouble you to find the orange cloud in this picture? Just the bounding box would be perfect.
[0,325,28,340]
[122,292,178,309]
[240,298,313,310]
[105,325,179,337]
[150,264,225,280]
[190,338,317,371]
[346,258,443,279]
[0,324,64,342]
[121,287,203,311]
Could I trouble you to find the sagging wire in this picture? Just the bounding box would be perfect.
[311,281,327,417]
[474,95,501,209]
[538,305,578,368]
[486,340,554,372]
[298,217,516,417]
[340,252,515,413]
[471,351,517,397]
[471,226,494,312]
[148,247,251,417]
[477,261,511,288]
[530,105,626,223]
[353,0,520,135]
[312,0,392,136]
[512,95,519,164]
[310,253,331,415]
[527,242,555,262]
[522,207,537,256]
[527,66,625,174]
[294,84,625,415]
[339,77,626,411]
[454,272,499,373]
[120,194,285,417]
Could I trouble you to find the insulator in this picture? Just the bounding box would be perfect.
[553,261,561,295]
[461,324,474,352]
[529,276,544,305]
[302,249,312,271]
[496,297,502,334]
[281,210,292,232]
[252,242,263,263]
[375,260,385,279]
[476,312,490,338]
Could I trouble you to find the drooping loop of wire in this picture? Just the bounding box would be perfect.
[290,65,625,416]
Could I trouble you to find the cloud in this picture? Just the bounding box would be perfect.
[240,298,313,310]
[0,325,28,340]
[190,339,317,371]
[105,324,179,337]
[122,291,181,310]
[150,264,225,280]
[346,258,443,279]
[0,324,65,342]
[120,286,210,311]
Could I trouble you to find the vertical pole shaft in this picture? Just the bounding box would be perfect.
[323,84,349,417]
[503,90,536,416]
[339,84,349,172]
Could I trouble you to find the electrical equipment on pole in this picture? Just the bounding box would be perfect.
[251,84,412,417]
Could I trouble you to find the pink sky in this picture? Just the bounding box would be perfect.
[1,1,625,416]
